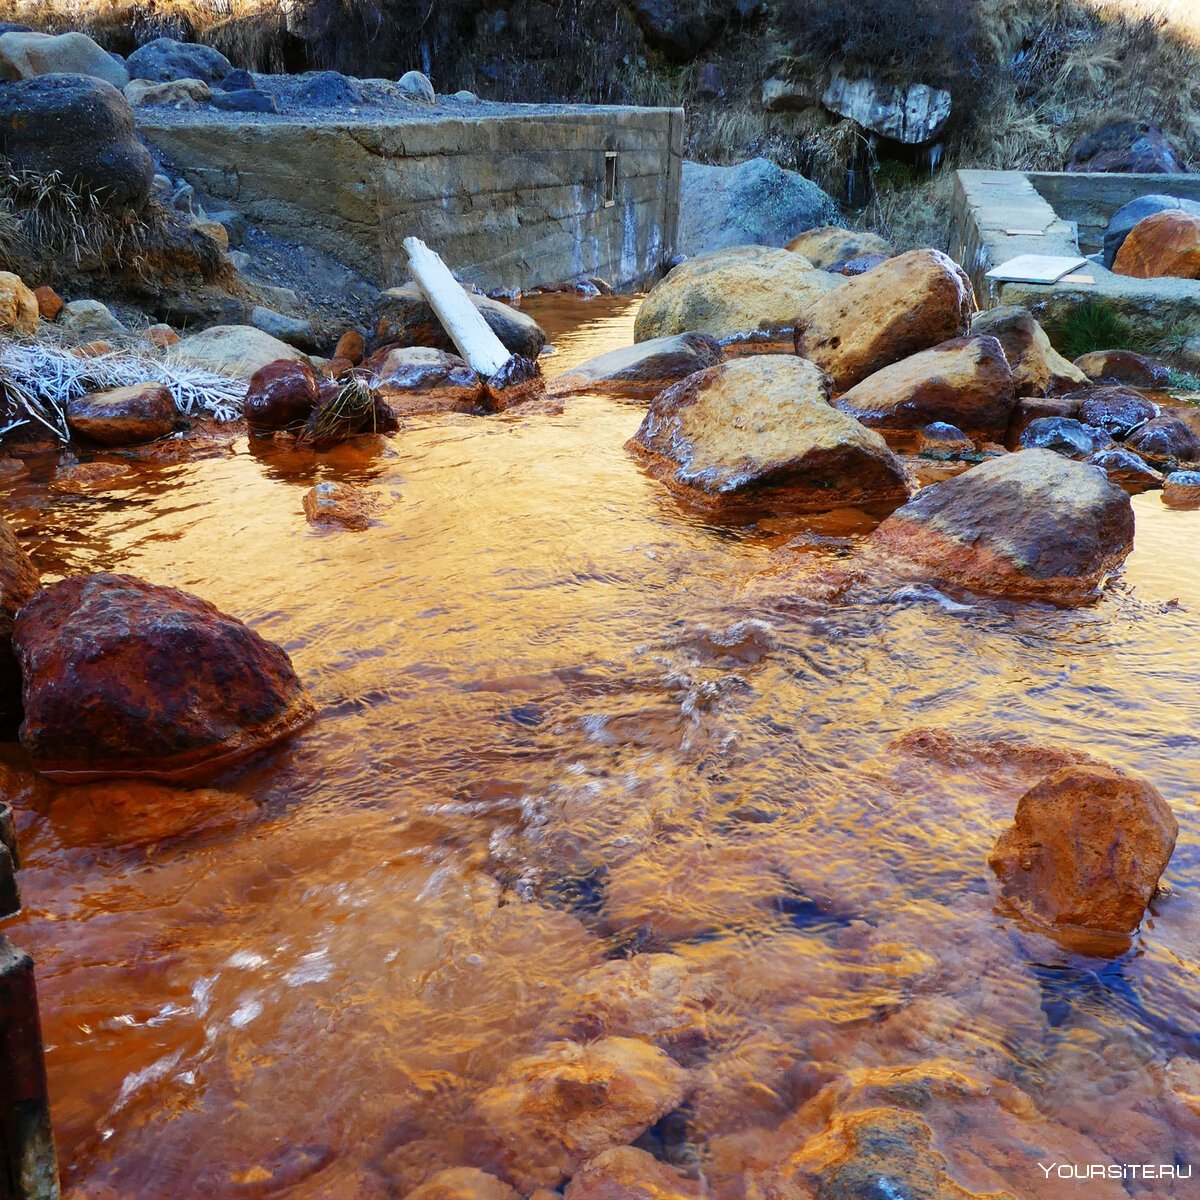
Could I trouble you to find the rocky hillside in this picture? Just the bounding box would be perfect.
[5,0,1200,248]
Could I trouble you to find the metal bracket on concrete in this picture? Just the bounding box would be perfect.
[0,802,60,1200]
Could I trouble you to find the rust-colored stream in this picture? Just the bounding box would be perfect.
[3,295,1200,1198]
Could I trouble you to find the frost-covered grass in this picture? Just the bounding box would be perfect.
[0,339,245,441]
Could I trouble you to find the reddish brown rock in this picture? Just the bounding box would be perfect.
[1071,385,1159,438]
[1125,415,1200,464]
[1073,349,1168,389]
[302,481,389,530]
[144,323,179,349]
[474,1037,689,1191]
[0,516,38,724]
[65,383,178,446]
[1087,447,1164,493]
[333,329,365,365]
[794,249,975,391]
[14,573,316,783]
[970,305,1087,396]
[245,359,321,432]
[406,1168,520,1200]
[553,332,724,400]
[989,764,1177,935]
[869,448,1134,605]
[367,346,483,415]
[1113,209,1200,278]
[32,285,63,322]
[72,340,112,358]
[563,1148,700,1200]
[836,336,1015,439]
[917,422,975,460]
[627,356,912,515]
[1163,469,1200,507]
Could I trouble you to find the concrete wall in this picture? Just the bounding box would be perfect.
[139,106,683,294]
[951,168,1200,361]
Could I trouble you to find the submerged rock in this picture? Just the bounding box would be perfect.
[794,249,975,392]
[837,335,1014,439]
[627,356,912,514]
[406,1168,519,1200]
[245,359,322,432]
[66,384,179,446]
[474,1037,689,1191]
[1113,208,1200,279]
[14,573,316,783]
[303,481,388,531]
[970,305,1086,396]
[563,1147,699,1200]
[367,346,483,414]
[553,332,723,400]
[1073,348,1169,389]
[369,283,545,359]
[1019,417,1113,458]
[0,516,38,724]
[1072,385,1159,437]
[1163,469,1200,507]
[786,226,892,269]
[634,245,836,343]
[989,764,1177,936]
[869,449,1135,605]
[678,158,839,256]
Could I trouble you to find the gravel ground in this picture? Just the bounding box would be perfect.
[134,72,666,127]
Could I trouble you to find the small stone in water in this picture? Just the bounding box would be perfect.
[1163,469,1200,507]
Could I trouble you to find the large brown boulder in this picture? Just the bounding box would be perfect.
[14,574,316,782]
[1073,349,1168,389]
[553,332,724,400]
[475,1037,689,1191]
[0,271,37,336]
[627,356,912,514]
[869,449,1135,605]
[989,765,1177,935]
[0,516,38,724]
[1112,209,1200,279]
[633,246,837,343]
[65,384,179,446]
[366,346,483,415]
[1125,415,1200,464]
[836,336,1015,439]
[970,305,1086,396]
[785,226,892,269]
[794,249,975,392]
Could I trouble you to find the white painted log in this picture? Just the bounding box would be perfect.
[403,237,511,377]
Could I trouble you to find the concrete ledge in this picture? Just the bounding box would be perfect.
[140,105,684,293]
[950,168,1200,357]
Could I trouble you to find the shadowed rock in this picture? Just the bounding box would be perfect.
[627,356,913,515]
[786,226,892,269]
[1126,415,1200,464]
[794,249,975,392]
[1087,447,1163,493]
[1019,416,1113,458]
[970,305,1086,396]
[989,764,1177,936]
[1074,348,1169,389]
[869,449,1134,605]
[15,573,316,783]
[0,517,38,724]
[1072,385,1159,437]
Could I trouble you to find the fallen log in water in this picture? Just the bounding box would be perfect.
[402,237,544,411]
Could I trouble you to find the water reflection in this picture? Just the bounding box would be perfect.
[2,295,1199,1198]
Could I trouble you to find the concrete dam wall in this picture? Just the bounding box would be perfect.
[139,104,684,294]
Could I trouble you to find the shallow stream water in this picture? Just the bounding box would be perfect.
[4,295,1200,1197]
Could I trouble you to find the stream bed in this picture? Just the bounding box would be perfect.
[3,294,1200,1197]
